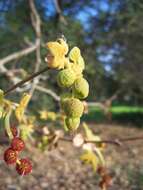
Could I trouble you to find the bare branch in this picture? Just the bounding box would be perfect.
[60,135,143,147]
[53,0,67,24]
[4,66,49,95]
[35,85,60,102]
[29,0,41,37]
[28,0,42,95]
[0,44,37,65]
[0,64,31,92]
[53,0,62,15]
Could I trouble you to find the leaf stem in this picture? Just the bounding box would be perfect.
[4,110,13,140]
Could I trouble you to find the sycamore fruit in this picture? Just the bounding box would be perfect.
[57,68,76,88]
[63,98,84,118]
[65,117,80,131]
[73,77,89,99]
[60,92,72,109]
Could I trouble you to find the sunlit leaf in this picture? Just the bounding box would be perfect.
[94,147,105,166]
[69,47,81,62]
[46,38,68,69]
[39,110,48,120]
[39,110,57,121]
[80,150,99,171]
[83,122,101,141]
[15,93,31,122]
[0,89,4,105]
[19,124,34,141]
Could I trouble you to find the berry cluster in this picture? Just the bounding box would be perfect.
[4,126,32,176]
[46,38,89,131]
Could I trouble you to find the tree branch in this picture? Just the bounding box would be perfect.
[0,44,37,65]
[35,85,60,101]
[60,135,143,147]
[53,0,67,24]
[29,0,41,37]
[4,66,50,95]
[29,0,42,95]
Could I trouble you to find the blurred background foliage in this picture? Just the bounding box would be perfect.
[0,0,143,124]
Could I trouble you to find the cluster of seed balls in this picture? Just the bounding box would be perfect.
[4,125,32,175]
[57,57,89,131]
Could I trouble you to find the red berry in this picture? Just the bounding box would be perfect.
[16,158,32,175]
[4,148,17,165]
[11,137,25,152]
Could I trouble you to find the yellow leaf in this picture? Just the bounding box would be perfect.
[94,147,105,166]
[69,47,85,75]
[80,150,99,171]
[39,110,57,121]
[39,110,48,120]
[27,115,36,124]
[47,112,57,121]
[0,89,4,105]
[20,93,31,107]
[46,38,69,69]
[69,47,81,63]
[77,56,85,70]
[83,122,101,142]
[47,38,68,57]
[15,93,31,122]
[19,124,34,141]
[0,106,3,118]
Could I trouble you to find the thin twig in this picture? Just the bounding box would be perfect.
[29,0,41,95]
[0,44,37,65]
[59,135,143,146]
[4,66,50,95]
[53,0,67,24]
[35,85,60,101]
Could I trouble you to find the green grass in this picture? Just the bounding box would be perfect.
[110,106,143,113]
[82,105,143,127]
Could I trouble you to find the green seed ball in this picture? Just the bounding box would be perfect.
[65,117,80,131]
[63,98,84,117]
[73,77,89,99]
[60,92,72,102]
[60,92,72,109]
[57,68,76,88]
